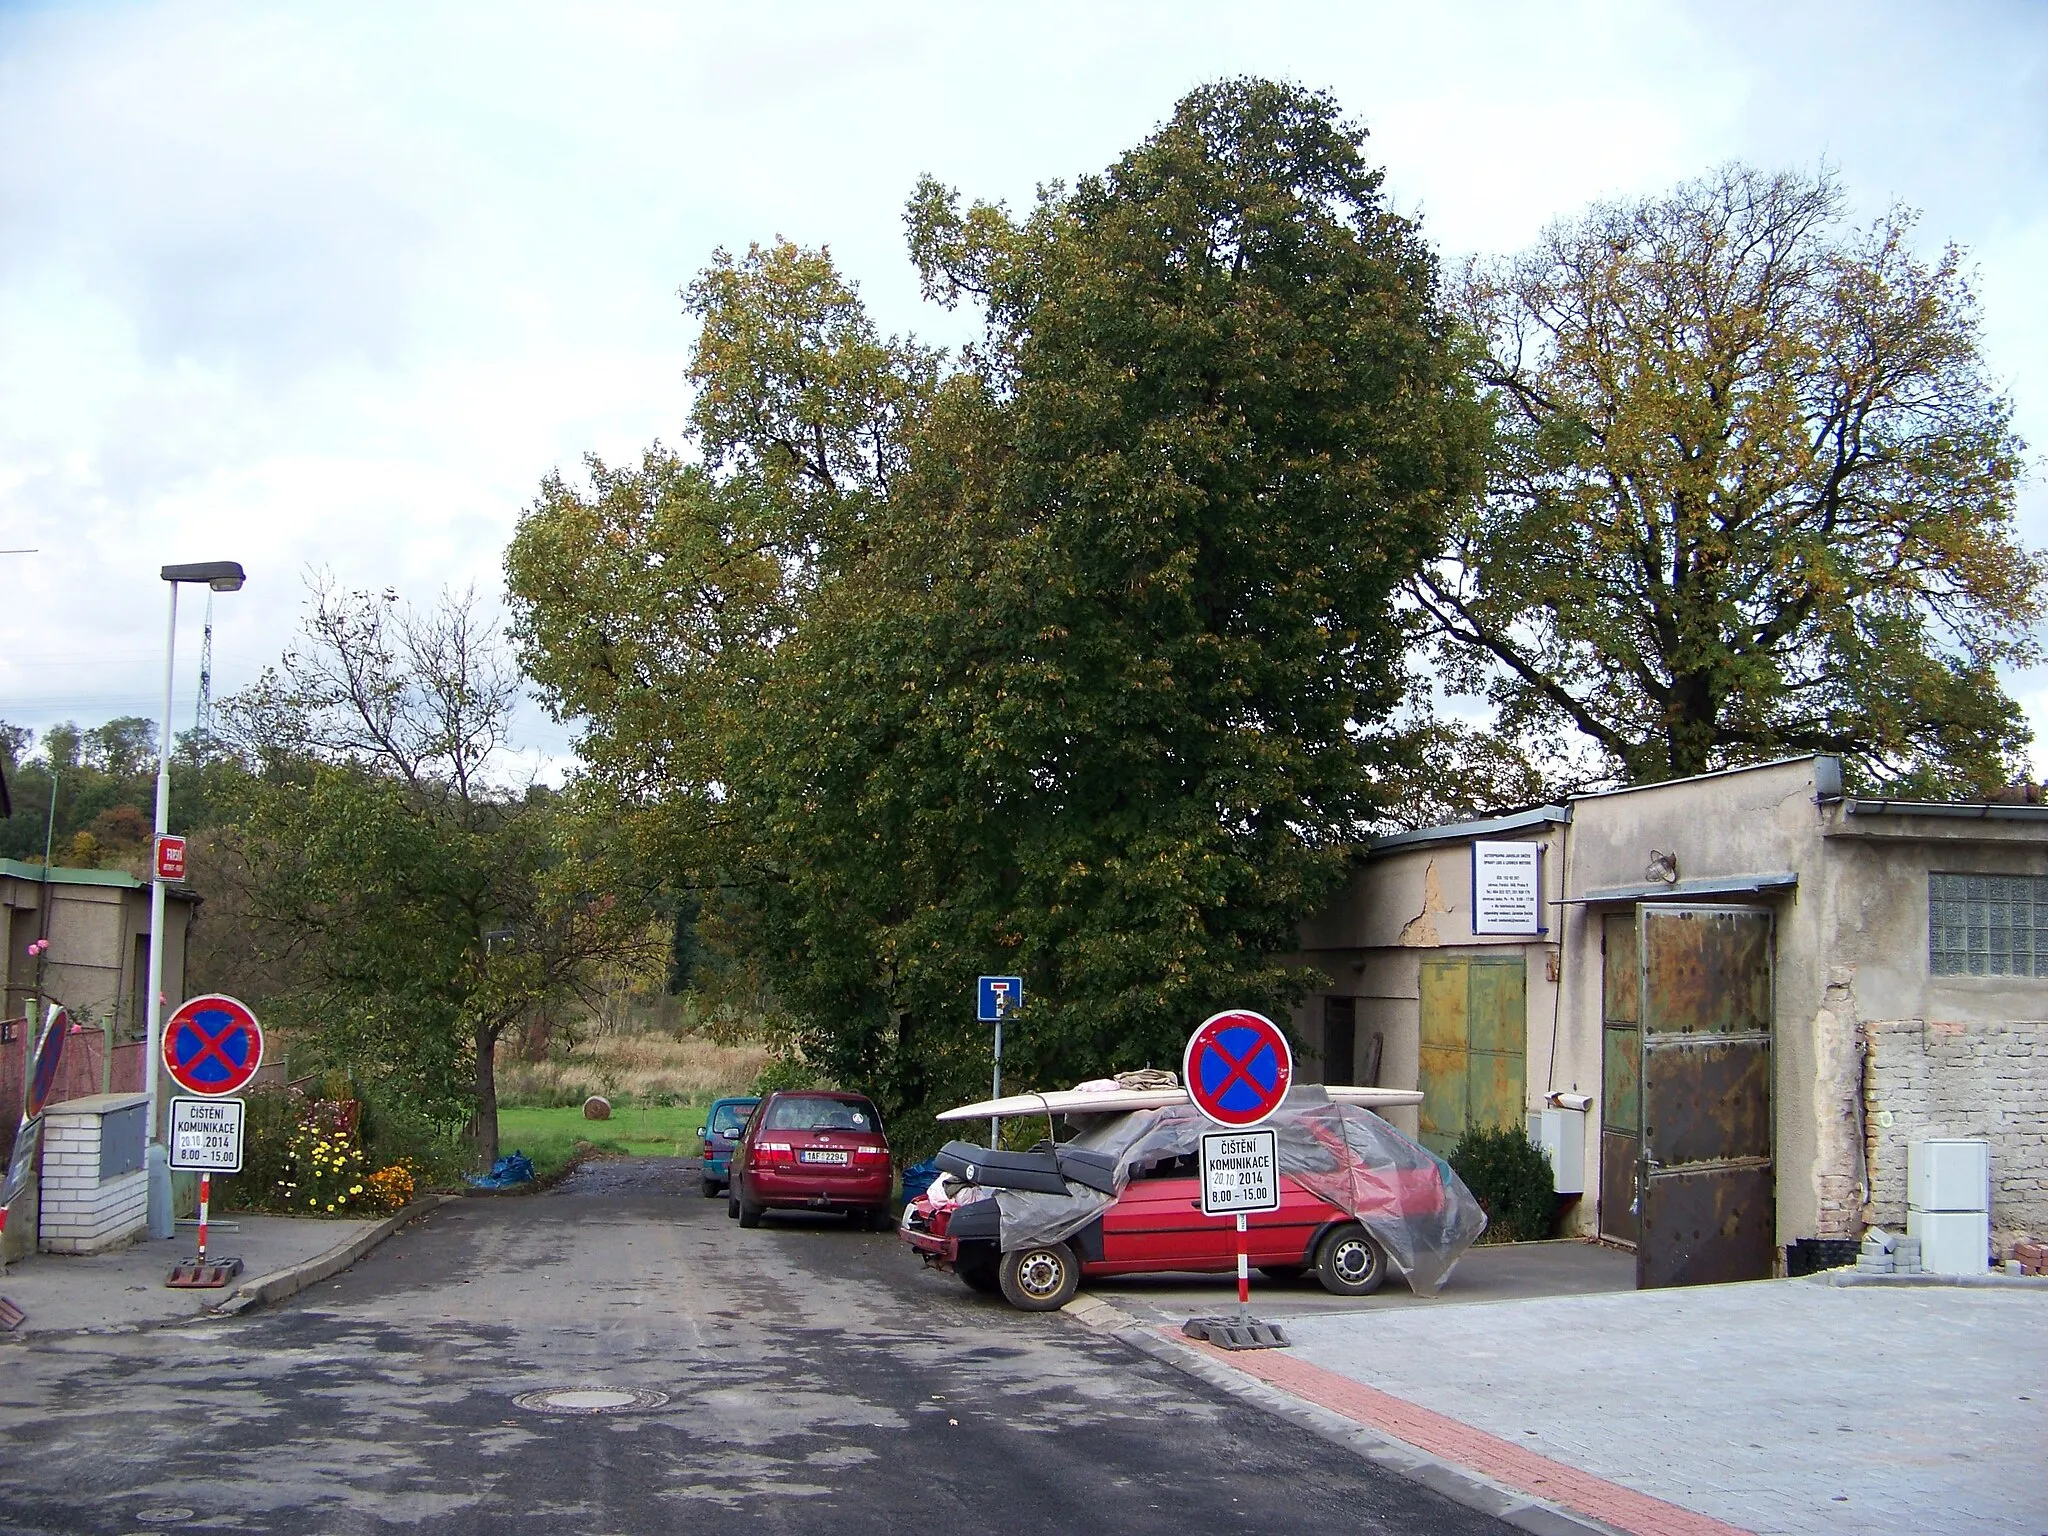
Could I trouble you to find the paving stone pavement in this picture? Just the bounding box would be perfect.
[1273,1278,2048,1536]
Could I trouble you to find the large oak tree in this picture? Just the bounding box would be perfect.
[1413,165,2043,791]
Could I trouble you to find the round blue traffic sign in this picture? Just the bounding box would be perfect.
[25,1006,70,1118]
[162,994,264,1096]
[1183,1010,1293,1128]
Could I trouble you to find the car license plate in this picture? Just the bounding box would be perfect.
[800,1149,850,1165]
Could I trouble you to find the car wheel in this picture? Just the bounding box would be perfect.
[701,1176,721,1199]
[1314,1223,1387,1297]
[998,1241,1079,1312]
[1258,1264,1306,1282]
[958,1252,1002,1294]
[727,1193,739,1220]
[737,1192,765,1229]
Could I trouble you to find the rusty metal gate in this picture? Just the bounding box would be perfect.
[1635,905,1775,1289]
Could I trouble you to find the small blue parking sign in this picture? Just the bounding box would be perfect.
[977,976,1023,1022]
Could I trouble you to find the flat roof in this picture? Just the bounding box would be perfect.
[1368,805,1572,854]
[0,858,146,888]
[1844,798,2048,824]
[1568,872,1799,905]
[0,858,198,898]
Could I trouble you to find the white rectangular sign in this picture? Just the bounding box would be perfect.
[1472,841,1543,935]
[1199,1128,1280,1217]
[168,1096,244,1173]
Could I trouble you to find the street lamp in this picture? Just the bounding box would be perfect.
[143,560,245,1239]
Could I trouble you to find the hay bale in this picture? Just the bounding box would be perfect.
[582,1095,612,1121]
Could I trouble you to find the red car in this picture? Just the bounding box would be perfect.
[901,1102,1480,1310]
[729,1090,893,1229]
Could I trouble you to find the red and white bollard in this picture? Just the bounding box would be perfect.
[1236,1212,1249,1317]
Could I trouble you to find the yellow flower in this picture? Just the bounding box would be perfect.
[349,1185,362,1194]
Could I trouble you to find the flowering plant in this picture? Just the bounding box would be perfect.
[362,1164,416,1212]
[274,1102,368,1214]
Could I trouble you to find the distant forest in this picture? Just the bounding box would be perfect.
[0,719,241,872]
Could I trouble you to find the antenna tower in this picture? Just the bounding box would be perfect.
[196,592,215,738]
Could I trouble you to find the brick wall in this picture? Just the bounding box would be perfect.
[1863,1017,2047,1255]
[35,1101,148,1255]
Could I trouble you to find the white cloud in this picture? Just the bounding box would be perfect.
[1,0,2043,772]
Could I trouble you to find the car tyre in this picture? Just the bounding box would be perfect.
[736,1181,764,1228]
[1258,1264,1306,1282]
[998,1241,1080,1312]
[957,1252,1002,1294]
[1313,1223,1387,1297]
[701,1176,721,1199]
[727,1192,739,1219]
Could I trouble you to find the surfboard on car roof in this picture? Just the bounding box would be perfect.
[933,1083,1422,1122]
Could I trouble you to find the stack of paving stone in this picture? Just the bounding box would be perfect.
[1857,1229,1923,1275]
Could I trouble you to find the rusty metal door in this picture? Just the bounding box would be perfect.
[1598,912,1640,1245]
[1636,905,1774,1288]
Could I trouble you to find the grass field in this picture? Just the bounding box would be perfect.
[496,1101,724,1179]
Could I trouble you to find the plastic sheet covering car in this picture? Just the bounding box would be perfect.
[991,1085,1487,1294]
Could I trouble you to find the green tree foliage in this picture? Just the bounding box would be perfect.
[0,717,246,870]
[1413,165,2044,791]
[218,580,661,1163]
[508,80,1481,1141]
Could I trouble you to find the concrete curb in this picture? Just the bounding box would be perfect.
[1060,1295,1625,1536]
[1809,1268,2048,1289]
[210,1194,459,1317]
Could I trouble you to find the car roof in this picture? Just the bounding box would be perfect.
[765,1089,872,1102]
[710,1095,760,1106]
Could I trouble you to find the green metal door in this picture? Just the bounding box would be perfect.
[1418,954,1527,1156]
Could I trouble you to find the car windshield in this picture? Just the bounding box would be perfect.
[764,1096,879,1133]
[709,1103,753,1135]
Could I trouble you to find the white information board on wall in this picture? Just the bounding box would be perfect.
[1472,842,1543,935]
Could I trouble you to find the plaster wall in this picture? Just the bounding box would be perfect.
[1286,827,1566,1161]
[1562,759,1830,1244]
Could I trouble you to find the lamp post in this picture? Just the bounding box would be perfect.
[143,560,245,1239]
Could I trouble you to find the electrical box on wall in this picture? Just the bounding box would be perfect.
[1528,1107,1586,1195]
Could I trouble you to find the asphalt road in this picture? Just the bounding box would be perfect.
[0,1158,1513,1535]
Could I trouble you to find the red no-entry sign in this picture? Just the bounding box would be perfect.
[1183,1010,1293,1129]
[162,994,264,1097]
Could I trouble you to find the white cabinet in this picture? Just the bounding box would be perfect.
[1907,1139,1989,1213]
[1907,1209,1989,1277]
[1528,1107,1586,1195]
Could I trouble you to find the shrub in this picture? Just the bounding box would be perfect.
[1449,1123,1557,1243]
[217,1089,301,1211]
[750,1053,823,1097]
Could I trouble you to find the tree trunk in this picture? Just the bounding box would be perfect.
[471,1023,500,1169]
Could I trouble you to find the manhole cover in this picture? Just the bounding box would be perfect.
[512,1387,669,1416]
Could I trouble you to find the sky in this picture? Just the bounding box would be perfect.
[2,0,2044,779]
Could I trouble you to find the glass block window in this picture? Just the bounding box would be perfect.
[1929,873,2048,977]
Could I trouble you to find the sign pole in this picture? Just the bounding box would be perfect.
[1236,1212,1249,1320]
[990,1013,1003,1151]
[975,977,1023,1150]
[1182,1010,1293,1351]
[197,1172,210,1265]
